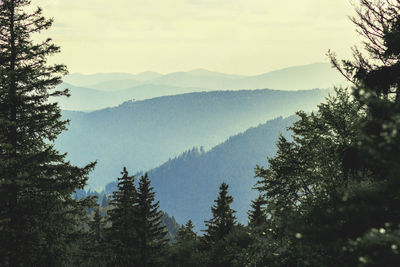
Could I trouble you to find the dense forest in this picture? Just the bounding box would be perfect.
[99,116,297,229]
[2,0,400,266]
[58,88,326,189]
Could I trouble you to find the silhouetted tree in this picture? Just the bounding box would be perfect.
[0,0,95,265]
[107,167,138,266]
[176,220,197,242]
[203,182,237,267]
[165,220,203,267]
[86,208,107,266]
[204,182,236,243]
[248,195,267,228]
[136,173,168,267]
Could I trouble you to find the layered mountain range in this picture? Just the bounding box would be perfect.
[57,89,328,190]
[55,62,340,226]
[56,63,344,110]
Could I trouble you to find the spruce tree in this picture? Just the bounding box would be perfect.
[203,182,237,267]
[204,182,236,242]
[248,194,267,228]
[86,207,107,266]
[176,220,197,242]
[107,167,138,266]
[136,173,168,267]
[166,220,203,267]
[0,0,95,265]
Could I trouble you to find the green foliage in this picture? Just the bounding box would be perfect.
[164,220,204,267]
[135,173,169,267]
[106,167,138,265]
[204,182,237,243]
[246,2,400,266]
[248,194,267,228]
[0,0,95,265]
[247,88,365,266]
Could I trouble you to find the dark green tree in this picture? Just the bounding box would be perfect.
[164,220,204,267]
[204,182,236,242]
[136,173,168,267]
[248,194,267,228]
[252,88,365,266]
[86,207,107,266]
[0,0,95,265]
[203,182,238,267]
[107,167,138,266]
[176,220,197,242]
[329,1,400,265]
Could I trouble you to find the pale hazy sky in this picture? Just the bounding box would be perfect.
[34,0,361,75]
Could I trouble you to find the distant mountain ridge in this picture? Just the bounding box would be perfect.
[56,88,328,190]
[63,71,162,87]
[55,82,204,111]
[101,116,297,230]
[57,63,345,111]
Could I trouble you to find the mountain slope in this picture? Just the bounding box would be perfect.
[59,63,345,112]
[103,116,297,230]
[54,83,204,110]
[145,63,344,91]
[240,63,345,90]
[57,89,327,190]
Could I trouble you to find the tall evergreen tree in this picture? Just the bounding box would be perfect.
[135,173,168,267]
[86,207,107,266]
[176,220,197,242]
[248,194,267,228]
[204,182,236,242]
[165,220,204,267]
[0,0,95,265]
[107,167,138,266]
[203,182,238,267]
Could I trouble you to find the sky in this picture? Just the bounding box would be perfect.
[34,0,362,75]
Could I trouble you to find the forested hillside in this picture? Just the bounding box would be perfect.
[103,116,297,229]
[54,82,204,111]
[58,89,327,189]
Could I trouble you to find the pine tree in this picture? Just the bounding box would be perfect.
[203,182,238,267]
[204,182,236,242]
[0,0,95,265]
[107,167,138,266]
[86,207,107,266]
[136,173,168,267]
[248,194,267,228]
[166,220,203,267]
[176,220,197,242]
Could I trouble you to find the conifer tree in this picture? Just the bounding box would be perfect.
[204,182,236,242]
[0,0,95,265]
[86,208,107,266]
[136,173,168,267]
[248,194,267,228]
[166,220,203,267]
[107,167,138,266]
[176,220,197,242]
[203,182,237,267]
